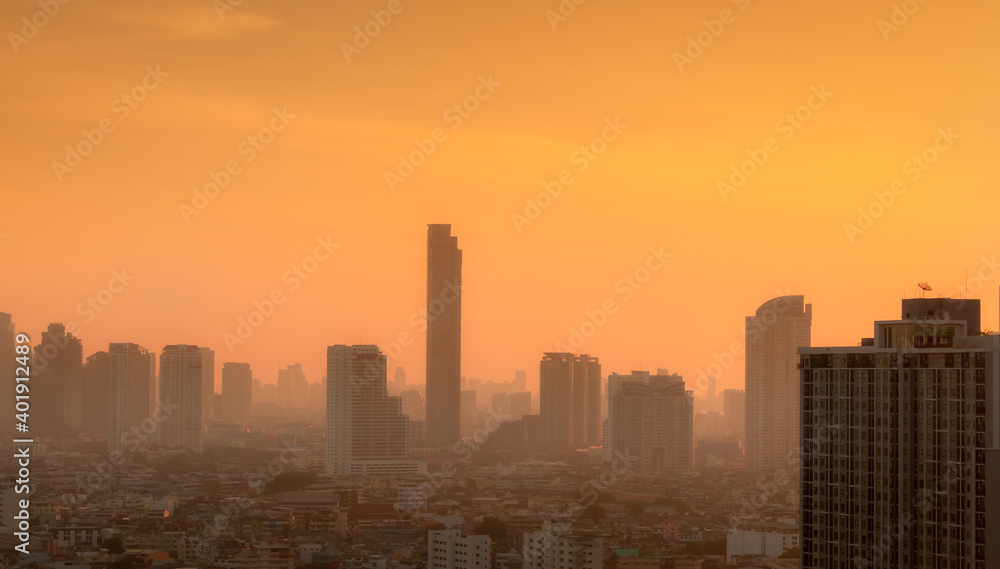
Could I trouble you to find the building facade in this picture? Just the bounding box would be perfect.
[606,371,693,473]
[158,345,204,452]
[108,343,156,453]
[425,224,463,448]
[540,353,601,449]
[221,362,253,425]
[326,345,418,477]
[799,298,999,568]
[746,295,812,472]
[428,529,491,569]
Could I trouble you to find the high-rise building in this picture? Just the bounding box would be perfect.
[509,391,532,420]
[540,353,601,449]
[391,366,407,395]
[82,351,110,433]
[0,314,14,427]
[800,298,999,569]
[221,362,253,425]
[745,295,811,472]
[606,371,693,473]
[199,347,215,423]
[514,369,527,392]
[428,529,491,569]
[33,323,84,432]
[107,343,155,454]
[278,363,307,409]
[326,345,419,477]
[400,389,425,421]
[722,388,746,442]
[461,389,478,432]
[158,345,204,452]
[425,224,462,448]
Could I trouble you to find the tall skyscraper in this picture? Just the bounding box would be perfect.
[425,224,462,448]
[745,295,811,472]
[33,323,84,432]
[540,353,574,448]
[573,354,602,447]
[158,345,204,452]
[0,314,14,427]
[514,369,527,392]
[799,298,999,569]
[199,347,215,423]
[326,345,418,477]
[278,363,307,409]
[722,388,746,442]
[605,371,693,472]
[539,352,601,448]
[107,343,155,453]
[221,362,253,425]
[82,351,110,433]
[539,352,602,449]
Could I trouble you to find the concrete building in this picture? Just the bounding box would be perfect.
[428,529,491,569]
[33,323,84,432]
[158,345,204,452]
[198,347,215,423]
[509,391,532,420]
[726,521,799,564]
[606,371,693,473]
[0,314,15,435]
[425,224,463,448]
[221,362,252,424]
[107,343,156,454]
[746,295,811,472]
[540,353,601,449]
[523,520,603,569]
[277,363,307,409]
[82,351,110,433]
[723,388,746,442]
[326,345,421,477]
[799,298,999,568]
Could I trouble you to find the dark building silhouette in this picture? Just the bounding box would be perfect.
[83,351,109,434]
[33,323,84,432]
[222,362,253,425]
[0,313,15,428]
[425,224,462,448]
[540,352,601,448]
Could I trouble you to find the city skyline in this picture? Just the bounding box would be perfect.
[2,1,998,401]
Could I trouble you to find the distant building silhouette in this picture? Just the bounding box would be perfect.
[606,371,693,472]
[326,345,420,477]
[0,314,14,428]
[514,369,527,392]
[158,345,204,452]
[221,362,253,425]
[800,298,998,568]
[509,391,532,420]
[745,295,811,472]
[278,363,307,409]
[198,347,215,423]
[425,224,462,448]
[82,351,109,433]
[461,389,477,432]
[722,388,746,443]
[400,389,425,422]
[539,352,601,448]
[108,343,155,454]
[33,323,83,432]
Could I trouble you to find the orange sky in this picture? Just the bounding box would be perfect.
[1,0,998,398]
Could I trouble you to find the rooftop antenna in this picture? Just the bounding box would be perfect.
[918,283,932,299]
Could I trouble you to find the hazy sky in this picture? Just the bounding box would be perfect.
[2,0,998,396]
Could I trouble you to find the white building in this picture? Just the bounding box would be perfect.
[726,521,799,564]
[108,343,156,454]
[326,345,422,477]
[523,520,602,569]
[158,345,204,452]
[428,529,491,569]
[745,295,811,472]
